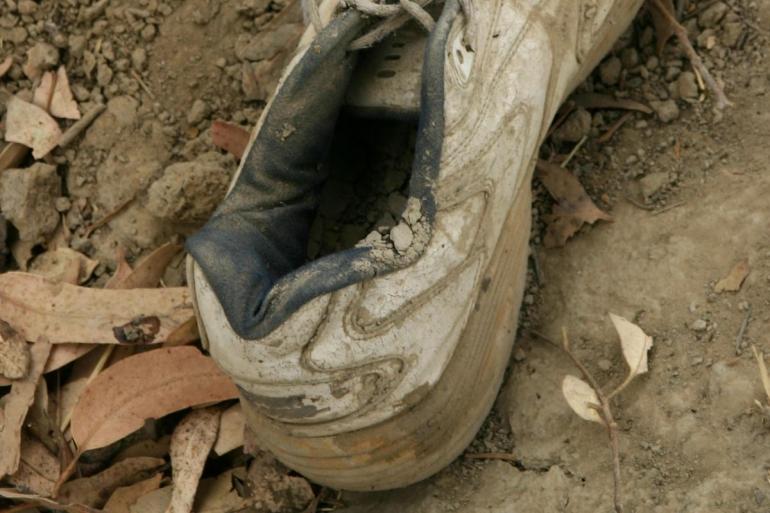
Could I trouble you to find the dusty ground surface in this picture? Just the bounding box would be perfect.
[1,0,769,512]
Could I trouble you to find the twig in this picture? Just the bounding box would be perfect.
[624,195,655,211]
[560,135,588,169]
[83,196,135,237]
[652,201,685,215]
[597,112,633,144]
[131,70,156,100]
[735,307,751,355]
[649,0,732,110]
[58,104,106,148]
[560,328,624,513]
[464,451,518,461]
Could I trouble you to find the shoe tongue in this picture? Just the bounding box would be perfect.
[345,26,427,120]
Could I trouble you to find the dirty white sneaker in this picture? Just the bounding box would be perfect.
[187,0,642,491]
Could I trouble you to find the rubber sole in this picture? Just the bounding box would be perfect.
[240,179,532,491]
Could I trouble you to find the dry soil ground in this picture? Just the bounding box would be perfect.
[1,0,769,512]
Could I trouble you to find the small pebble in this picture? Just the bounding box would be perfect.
[691,319,708,332]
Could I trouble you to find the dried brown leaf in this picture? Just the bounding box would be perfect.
[536,160,613,247]
[714,258,750,293]
[562,375,605,424]
[164,318,200,347]
[29,247,99,285]
[58,457,165,508]
[105,248,133,289]
[8,432,60,496]
[5,96,62,159]
[0,341,51,477]
[0,488,101,513]
[0,272,192,345]
[211,120,250,160]
[214,403,244,456]
[115,243,182,290]
[648,0,677,56]
[104,474,163,513]
[571,92,653,114]
[71,346,238,451]
[0,320,30,379]
[131,459,312,513]
[0,55,12,78]
[166,408,221,513]
[609,313,653,377]
[244,452,314,511]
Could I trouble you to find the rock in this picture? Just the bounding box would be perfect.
[0,163,61,244]
[639,172,669,202]
[140,24,157,42]
[645,55,659,71]
[677,71,699,100]
[553,108,591,143]
[620,48,639,69]
[96,61,113,86]
[131,48,147,70]
[698,2,729,29]
[147,152,235,224]
[721,21,743,48]
[234,24,302,62]
[650,99,680,123]
[17,0,39,15]
[187,99,210,125]
[599,56,622,86]
[691,319,708,332]
[390,223,413,253]
[23,42,59,79]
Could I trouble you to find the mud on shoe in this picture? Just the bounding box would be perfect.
[187,0,643,491]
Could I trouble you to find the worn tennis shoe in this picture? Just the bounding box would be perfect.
[187,0,642,491]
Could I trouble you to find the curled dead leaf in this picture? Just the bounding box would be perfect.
[0,272,192,345]
[166,408,221,513]
[536,160,613,247]
[714,258,749,293]
[562,374,605,425]
[211,120,250,160]
[71,346,238,451]
[5,96,62,159]
[609,313,653,377]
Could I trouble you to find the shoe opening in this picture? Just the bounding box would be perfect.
[187,0,461,340]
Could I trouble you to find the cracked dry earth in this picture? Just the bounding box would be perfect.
[1,0,770,512]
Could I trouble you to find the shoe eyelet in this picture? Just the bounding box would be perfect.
[450,30,474,82]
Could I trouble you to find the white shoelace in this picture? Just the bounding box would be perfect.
[301,0,476,51]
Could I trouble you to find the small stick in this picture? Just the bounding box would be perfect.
[58,104,106,148]
[561,328,624,513]
[83,196,135,238]
[464,451,518,461]
[624,195,655,211]
[652,201,685,215]
[560,135,588,169]
[649,0,732,110]
[735,307,751,355]
[598,112,633,144]
[131,70,156,100]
